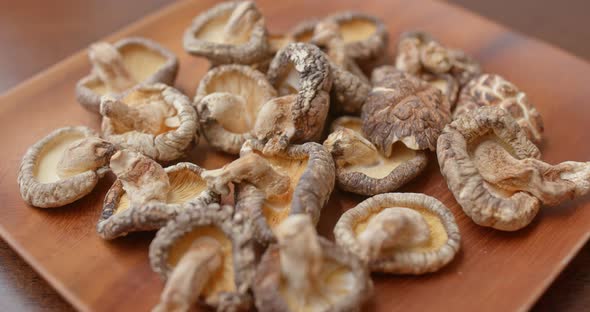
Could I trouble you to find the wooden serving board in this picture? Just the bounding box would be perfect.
[1,0,590,311]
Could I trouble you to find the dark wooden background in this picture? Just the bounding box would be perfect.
[0,0,588,310]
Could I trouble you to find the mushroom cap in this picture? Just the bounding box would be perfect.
[361,66,451,154]
[150,203,256,310]
[438,106,542,231]
[194,65,277,154]
[18,126,105,208]
[448,48,482,87]
[325,119,428,196]
[101,83,198,162]
[329,63,371,115]
[97,162,219,239]
[267,42,333,143]
[334,193,461,274]
[454,74,544,144]
[421,72,459,109]
[253,237,372,312]
[325,11,388,69]
[289,19,320,43]
[76,37,178,114]
[183,1,271,65]
[235,139,335,245]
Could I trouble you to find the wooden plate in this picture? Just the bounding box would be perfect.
[1,0,590,311]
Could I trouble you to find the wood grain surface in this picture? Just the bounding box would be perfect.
[1,0,590,311]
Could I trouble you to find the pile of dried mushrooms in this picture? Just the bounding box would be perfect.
[16,1,590,311]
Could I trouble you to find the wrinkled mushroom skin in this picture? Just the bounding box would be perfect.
[394,31,480,89]
[324,128,428,196]
[150,204,256,311]
[253,215,372,312]
[235,140,335,244]
[101,83,198,162]
[18,127,107,208]
[194,65,277,154]
[454,74,544,144]
[436,107,587,231]
[76,37,179,113]
[183,1,271,65]
[361,66,451,155]
[334,193,461,274]
[265,43,332,153]
[98,162,219,240]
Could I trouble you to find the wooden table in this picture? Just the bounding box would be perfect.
[0,0,589,310]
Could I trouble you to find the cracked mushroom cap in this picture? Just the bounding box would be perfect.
[439,106,590,231]
[361,66,451,155]
[194,65,277,154]
[324,126,428,196]
[229,139,335,244]
[183,1,271,65]
[18,126,115,208]
[325,11,388,71]
[100,83,198,162]
[97,152,218,239]
[76,37,178,113]
[150,203,256,311]
[334,193,460,274]
[253,215,372,312]
[454,74,544,144]
[262,42,332,151]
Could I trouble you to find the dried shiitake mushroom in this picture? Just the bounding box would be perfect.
[150,203,256,311]
[18,127,116,208]
[454,73,544,144]
[362,66,451,155]
[394,31,481,86]
[101,83,198,162]
[311,20,371,115]
[324,127,428,196]
[420,72,459,107]
[325,11,388,72]
[253,215,372,312]
[76,37,178,113]
[438,107,590,231]
[194,65,277,154]
[334,193,460,274]
[203,139,335,244]
[97,150,218,239]
[290,19,320,43]
[330,115,364,133]
[183,1,271,65]
[261,42,332,154]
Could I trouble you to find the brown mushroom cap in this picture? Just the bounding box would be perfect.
[97,162,219,239]
[150,203,256,311]
[325,11,388,70]
[18,126,110,208]
[253,237,372,312]
[183,1,271,65]
[264,42,332,148]
[334,193,461,274]
[235,139,335,244]
[454,74,544,144]
[438,106,542,231]
[421,72,459,109]
[194,65,277,154]
[101,83,198,162]
[361,66,451,155]
[76,37,178,114]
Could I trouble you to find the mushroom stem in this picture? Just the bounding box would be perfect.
[275,215,323,303]
[109,150,170,205]
[202,153,291,197]
[56,137,116,178]
[200,92,253,133]
[474,140,590,205]
[89,42,136,92]
[153,237,222,312]
[253,95,297,155]
[324,128,381,168]
[101,96,173,134]
[222,1,260,44]
[357,207,430,261]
